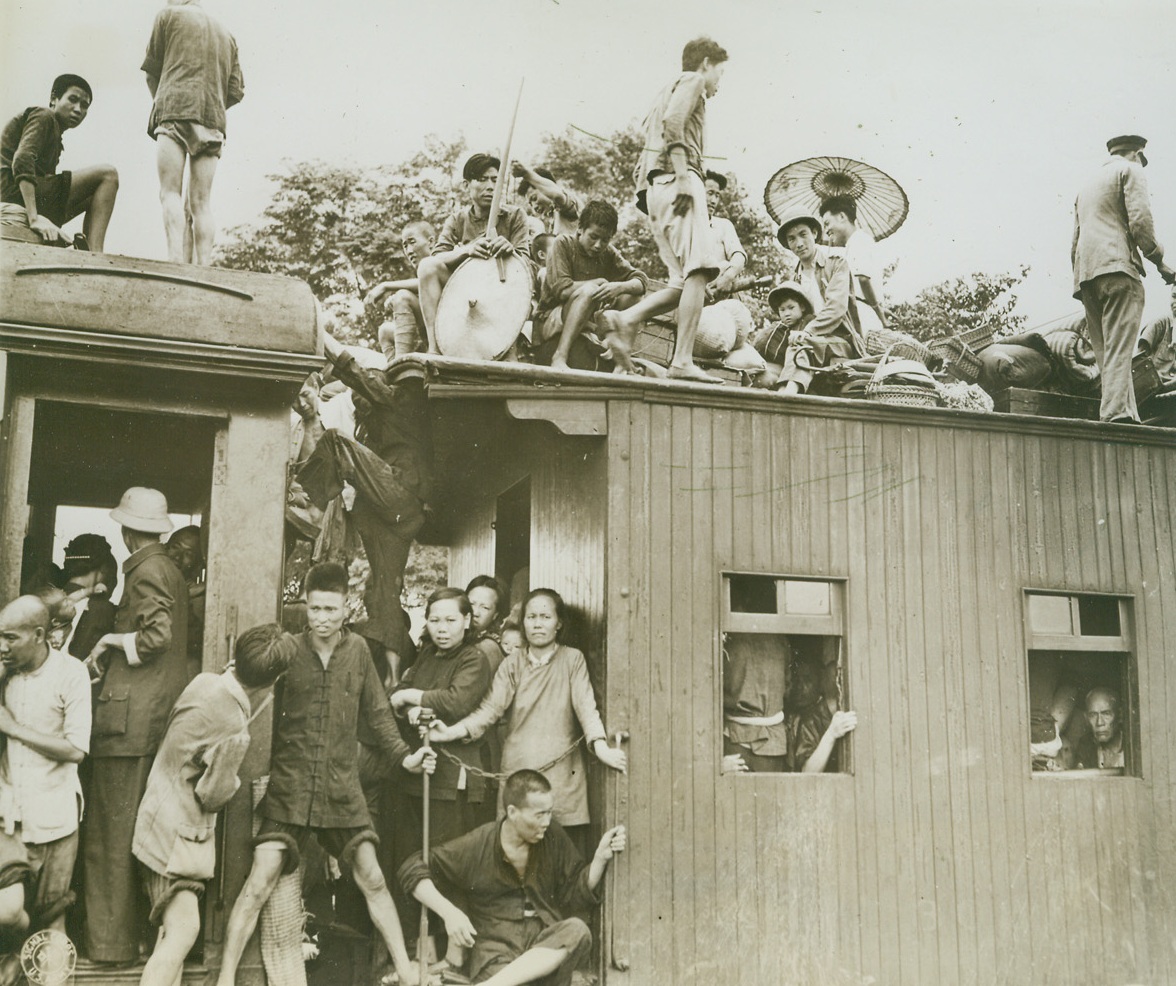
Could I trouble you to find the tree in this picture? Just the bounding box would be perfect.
[532,123,785,320]
[215,135,467,343]
[887,265,1031,342]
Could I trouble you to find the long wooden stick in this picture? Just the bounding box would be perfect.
[485,78,525,238]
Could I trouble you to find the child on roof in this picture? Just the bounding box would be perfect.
[534,200,648,372]
[752,281,816,389]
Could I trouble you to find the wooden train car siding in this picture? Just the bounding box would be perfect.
[599,397,1176,986]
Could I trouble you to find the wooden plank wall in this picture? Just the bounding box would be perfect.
[443,409,609,670]
[603,400,1176,986]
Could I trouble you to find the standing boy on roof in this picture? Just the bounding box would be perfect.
[597,37,729,383]
[417,153,532,354]
[0,74,119,251]
[142,0,244,265]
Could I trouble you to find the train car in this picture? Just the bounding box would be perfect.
[0,240,320,985]
[397,353,1176,986]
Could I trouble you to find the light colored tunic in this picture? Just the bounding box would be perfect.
[460,645,606,826]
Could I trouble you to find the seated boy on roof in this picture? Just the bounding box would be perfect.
[417,153,531,354]
[535,200,648,371]
[0,74,118,251]
[751,280,817,389]
[365,220,437,361]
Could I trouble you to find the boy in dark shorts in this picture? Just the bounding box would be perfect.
[535,200,648,371]
[0,74,118,251]
[214,564,435,986]
[133,623,289,986]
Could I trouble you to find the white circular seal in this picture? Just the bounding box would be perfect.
[20,929,77,986]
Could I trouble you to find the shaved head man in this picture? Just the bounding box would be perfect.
[0,595,92,943]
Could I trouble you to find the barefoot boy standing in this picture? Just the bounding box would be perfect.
[598,37,729,382]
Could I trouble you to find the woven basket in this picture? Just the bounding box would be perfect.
[957,325,995,352]
[865,351,943,408]
[943,337,983,383]
[864,327,932,364]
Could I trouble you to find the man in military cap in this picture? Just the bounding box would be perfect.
[83,487,190,963]
[1072,134,1176,422]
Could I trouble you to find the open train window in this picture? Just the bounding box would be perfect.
[720,574,852,775]
[1024,591,1139,777]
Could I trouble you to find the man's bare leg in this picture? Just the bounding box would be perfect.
[349,842,418,985]
[417,257,453,354]
[480,946,573,985]
[64,164,119,252]
[187,152,220,265]
[550,283,601,370]
[597,287,681,372]
[156,136,189,263]
[140,889,201,986]
[214,846,285,986]
[666,269,719,381]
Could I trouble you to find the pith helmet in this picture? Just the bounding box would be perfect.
[110,487,173,534]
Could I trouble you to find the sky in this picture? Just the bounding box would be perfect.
[3,0,1175,328]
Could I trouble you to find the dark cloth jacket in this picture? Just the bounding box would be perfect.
[68,596,117,662]
[262,629,411,828]
[398,819,598,943]
[1,108,63,204]
[1072,156,1164,298]
[539,233,648,313]
[392,639,491,802]
[142,2,244,137]
[332,353,433,505]
[92,543,190,758]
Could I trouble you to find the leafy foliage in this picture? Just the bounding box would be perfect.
[887,265,1031,342]
[215,136,467,343]
[215,124,790,340]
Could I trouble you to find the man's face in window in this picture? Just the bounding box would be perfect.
[1085,694,1120,745]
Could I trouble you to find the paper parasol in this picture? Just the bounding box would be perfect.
[764,156,909,241]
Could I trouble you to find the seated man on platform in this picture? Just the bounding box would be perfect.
[399,769,626,986]
[703,170,747,301]
[418,153,531,354]
[1,74,118,250]
[820,195,888,331]
[775,206,865,395]
[366,220,437,361]
[534,200,648,371]
[513,162,582,238]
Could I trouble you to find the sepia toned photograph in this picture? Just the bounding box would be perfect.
[1,2,1174,984]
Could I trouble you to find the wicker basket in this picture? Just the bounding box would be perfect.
[943,337,983,383]
[864,327,933,364]
[957,325,995,352]
[865,352,944,408]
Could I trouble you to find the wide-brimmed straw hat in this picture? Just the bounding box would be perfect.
[775,205,823,248]
[110,487,173,534]
[767,279,819,314]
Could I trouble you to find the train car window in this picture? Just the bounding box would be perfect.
[720,575,851,775]
[1024,591,1139,777]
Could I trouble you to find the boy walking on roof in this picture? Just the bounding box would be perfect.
[1,74,119,251]
[597,37,729,383]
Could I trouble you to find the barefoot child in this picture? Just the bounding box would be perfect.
[597,37,730,383]
[536,200,648,371]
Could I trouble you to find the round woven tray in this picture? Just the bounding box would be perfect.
[866,382,942,408]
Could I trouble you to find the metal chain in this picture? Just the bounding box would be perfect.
[433,736,587,782]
